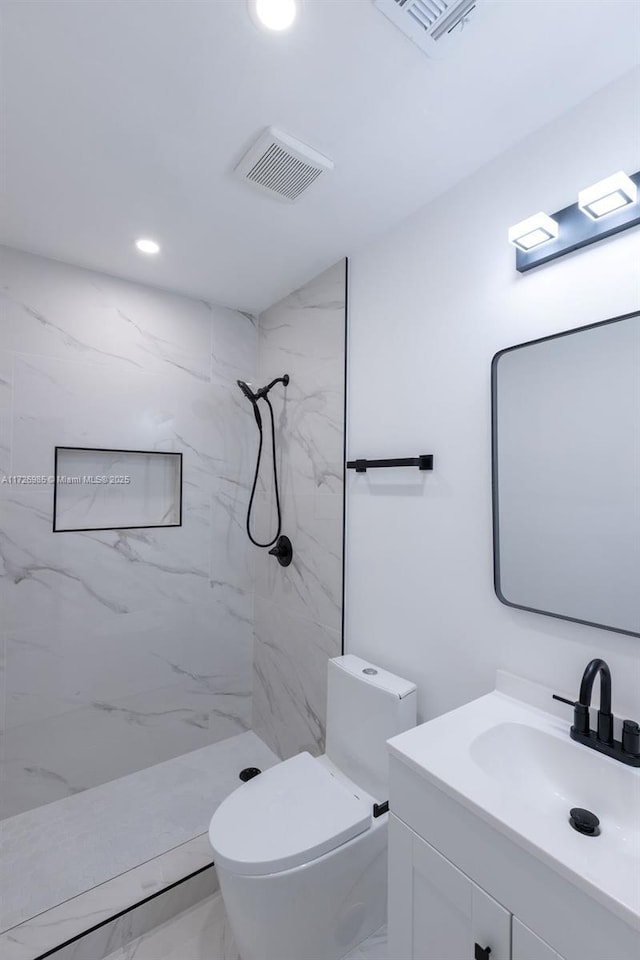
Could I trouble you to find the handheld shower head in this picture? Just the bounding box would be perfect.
[237,380,256,402]
[237,380,262,428]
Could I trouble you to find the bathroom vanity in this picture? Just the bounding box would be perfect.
[387,673,639,960]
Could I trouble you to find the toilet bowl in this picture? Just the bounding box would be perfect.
[208,655,417,960]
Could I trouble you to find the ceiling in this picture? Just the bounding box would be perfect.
[1,0,638,313]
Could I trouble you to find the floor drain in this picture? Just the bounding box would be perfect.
[569,807,600,836]
[239,767,262,782]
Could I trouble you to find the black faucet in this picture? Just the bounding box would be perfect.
[579,658,613,742]
[553,658,640,767]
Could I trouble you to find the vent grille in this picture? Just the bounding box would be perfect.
[235,128,333,203]
[246,143,322,201]
[375,0,479,56]
[407,0,448,31]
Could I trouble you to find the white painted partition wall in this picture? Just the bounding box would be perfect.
[345,68,640,725]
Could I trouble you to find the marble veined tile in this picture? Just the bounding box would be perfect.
[259,259,346,331]
[253,596,340,759]
[0,353,237,638]
[247,375,343,507]
[0,351,11,477]
[0,351,11,406]
[210,304,257,387]
[50,869,219,960]
[0,247,258,820]
[4,595,252,732]
[0,414,10,480]
[104,892,240,960]
[210,473,256,597]
[1,731,278,933]
[254,489,343,632]
[0,634,5,736]
[1,679,252,818]
[102,899,385,960]
[10,354,234,480]
[0,490,213,632]
[252,260,346,760]
[0,246,213,382]
[258,263,345,501]
[278,387,344,498]
[0,836,217,960]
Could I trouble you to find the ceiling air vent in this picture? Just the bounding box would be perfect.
[375,0,480,57]
[234,127,333,202]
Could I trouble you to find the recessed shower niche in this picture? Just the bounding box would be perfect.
[53,446,183,532]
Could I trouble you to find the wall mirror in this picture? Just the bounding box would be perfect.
[491,312,640,637]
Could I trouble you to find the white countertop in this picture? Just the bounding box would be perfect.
[388,675,640,931]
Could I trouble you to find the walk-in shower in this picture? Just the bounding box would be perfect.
[0,246,346,958]
[236,374,293,566]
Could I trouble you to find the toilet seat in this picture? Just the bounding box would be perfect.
[208,752,371,877]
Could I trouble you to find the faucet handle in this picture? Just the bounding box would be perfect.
[622,720,640,757]
[552,694,576,707]
[552,694,590,735]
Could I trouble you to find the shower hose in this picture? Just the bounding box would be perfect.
[246,395,282,548]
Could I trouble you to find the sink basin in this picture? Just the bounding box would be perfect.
[470,721,639,852]
[387,681,640,930]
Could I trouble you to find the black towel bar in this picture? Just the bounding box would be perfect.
[346,455,434,473]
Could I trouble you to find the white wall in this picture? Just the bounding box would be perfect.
[345,69,640,723]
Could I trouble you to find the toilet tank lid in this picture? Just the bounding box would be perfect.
[330,655,417,700]
[208,752,371,877]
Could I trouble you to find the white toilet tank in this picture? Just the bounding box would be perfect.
[325,655,417,801]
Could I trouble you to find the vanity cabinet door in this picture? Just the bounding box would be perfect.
[388,815,511,960]
[512,919,565,960]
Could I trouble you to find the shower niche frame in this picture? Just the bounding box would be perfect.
[52,445,183,532]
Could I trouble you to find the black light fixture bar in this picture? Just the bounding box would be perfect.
[516,170,640,273]
[346,455,434,473]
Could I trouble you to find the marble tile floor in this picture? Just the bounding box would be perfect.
[1,732,278,935]
[104,893,388,960]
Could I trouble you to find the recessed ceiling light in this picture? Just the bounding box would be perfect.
[135,238,160,255]
[578,171,637,221]
[508,212,559,252]
[250,0,296,32]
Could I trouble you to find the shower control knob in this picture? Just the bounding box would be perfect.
[268,535,293,567]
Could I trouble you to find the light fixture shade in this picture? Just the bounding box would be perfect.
[508,212,559,252]
[578,171,637,220]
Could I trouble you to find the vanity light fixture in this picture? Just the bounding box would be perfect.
[135,238,160,255]
[578,171,637,220]
[508,212,559,252]
[250,0,296,31]
[511,169,640,273]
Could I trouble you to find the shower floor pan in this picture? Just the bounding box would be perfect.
[0,731,278,960]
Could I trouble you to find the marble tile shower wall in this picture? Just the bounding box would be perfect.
[0,246,258,818]
[252,260,346,759]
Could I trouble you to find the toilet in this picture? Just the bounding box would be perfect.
[208,654,417,960]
